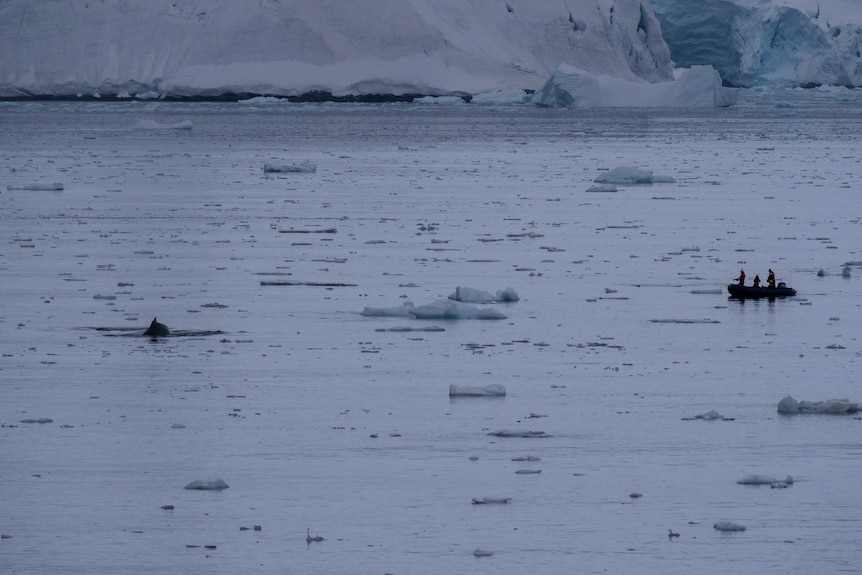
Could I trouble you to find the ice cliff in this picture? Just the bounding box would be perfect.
[651,0,862,87]
[0,0,673,99]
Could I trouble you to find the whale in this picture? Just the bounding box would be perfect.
[143,317,170,337]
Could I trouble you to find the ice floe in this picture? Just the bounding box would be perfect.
[473,548,493,557]
[361,299,505,320]
[777,395,860,414]
[408,300,506,320]
[448,286,519,303]
[184,478,229,490]
[595,166,676,185]
[448,384,506,397]
[585,183,618,193]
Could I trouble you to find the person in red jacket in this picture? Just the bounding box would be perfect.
[767,269,776,288]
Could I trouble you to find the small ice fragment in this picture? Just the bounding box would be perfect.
[515,469,541,474]
[630,492,643,498]
[184,478,229,490]
[713,521,746,532]
[511,456,540,462]
[585,183,618,193]
[473,548,493,557]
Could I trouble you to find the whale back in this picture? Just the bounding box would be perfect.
[143,317,170,337]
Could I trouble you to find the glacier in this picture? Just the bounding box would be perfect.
[0,0,673,99]
[651,0,862,87]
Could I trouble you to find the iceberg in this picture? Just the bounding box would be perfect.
[532,64,738,108]
[595,167,676,185]
[448,286,519,303]
[777,395,860,414]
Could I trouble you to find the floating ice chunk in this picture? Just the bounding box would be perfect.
[595,166,676,185]
[471,497,511,505]
[7,183,64,191]
[737,475,793,486]
[473,548,493,557]
[778,395,860,414]
[135,119,193,130]
[448,286,519,303]
[184,478,229,490]
[842,266,852,278]
[360,302,415,317]
[409,299,506,320]
[532,64,736,108]
[487,430,547,438]
[511,455,540,462]
[585,183,618,193]
[713,521,746,532]
[515,469,541,474]
[263,162,317,173]
[681,409,733,421]
[449,384,506,397]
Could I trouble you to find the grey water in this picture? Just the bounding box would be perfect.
[2,90,861,574]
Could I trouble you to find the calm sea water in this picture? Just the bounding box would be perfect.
[2,91,861,574]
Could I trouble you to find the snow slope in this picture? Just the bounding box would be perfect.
[652,0,862,87]
[0,0,673,98]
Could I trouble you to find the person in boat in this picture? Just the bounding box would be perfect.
[752,274,761,288]
[735,269,746,285]
[767,269,776,288]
